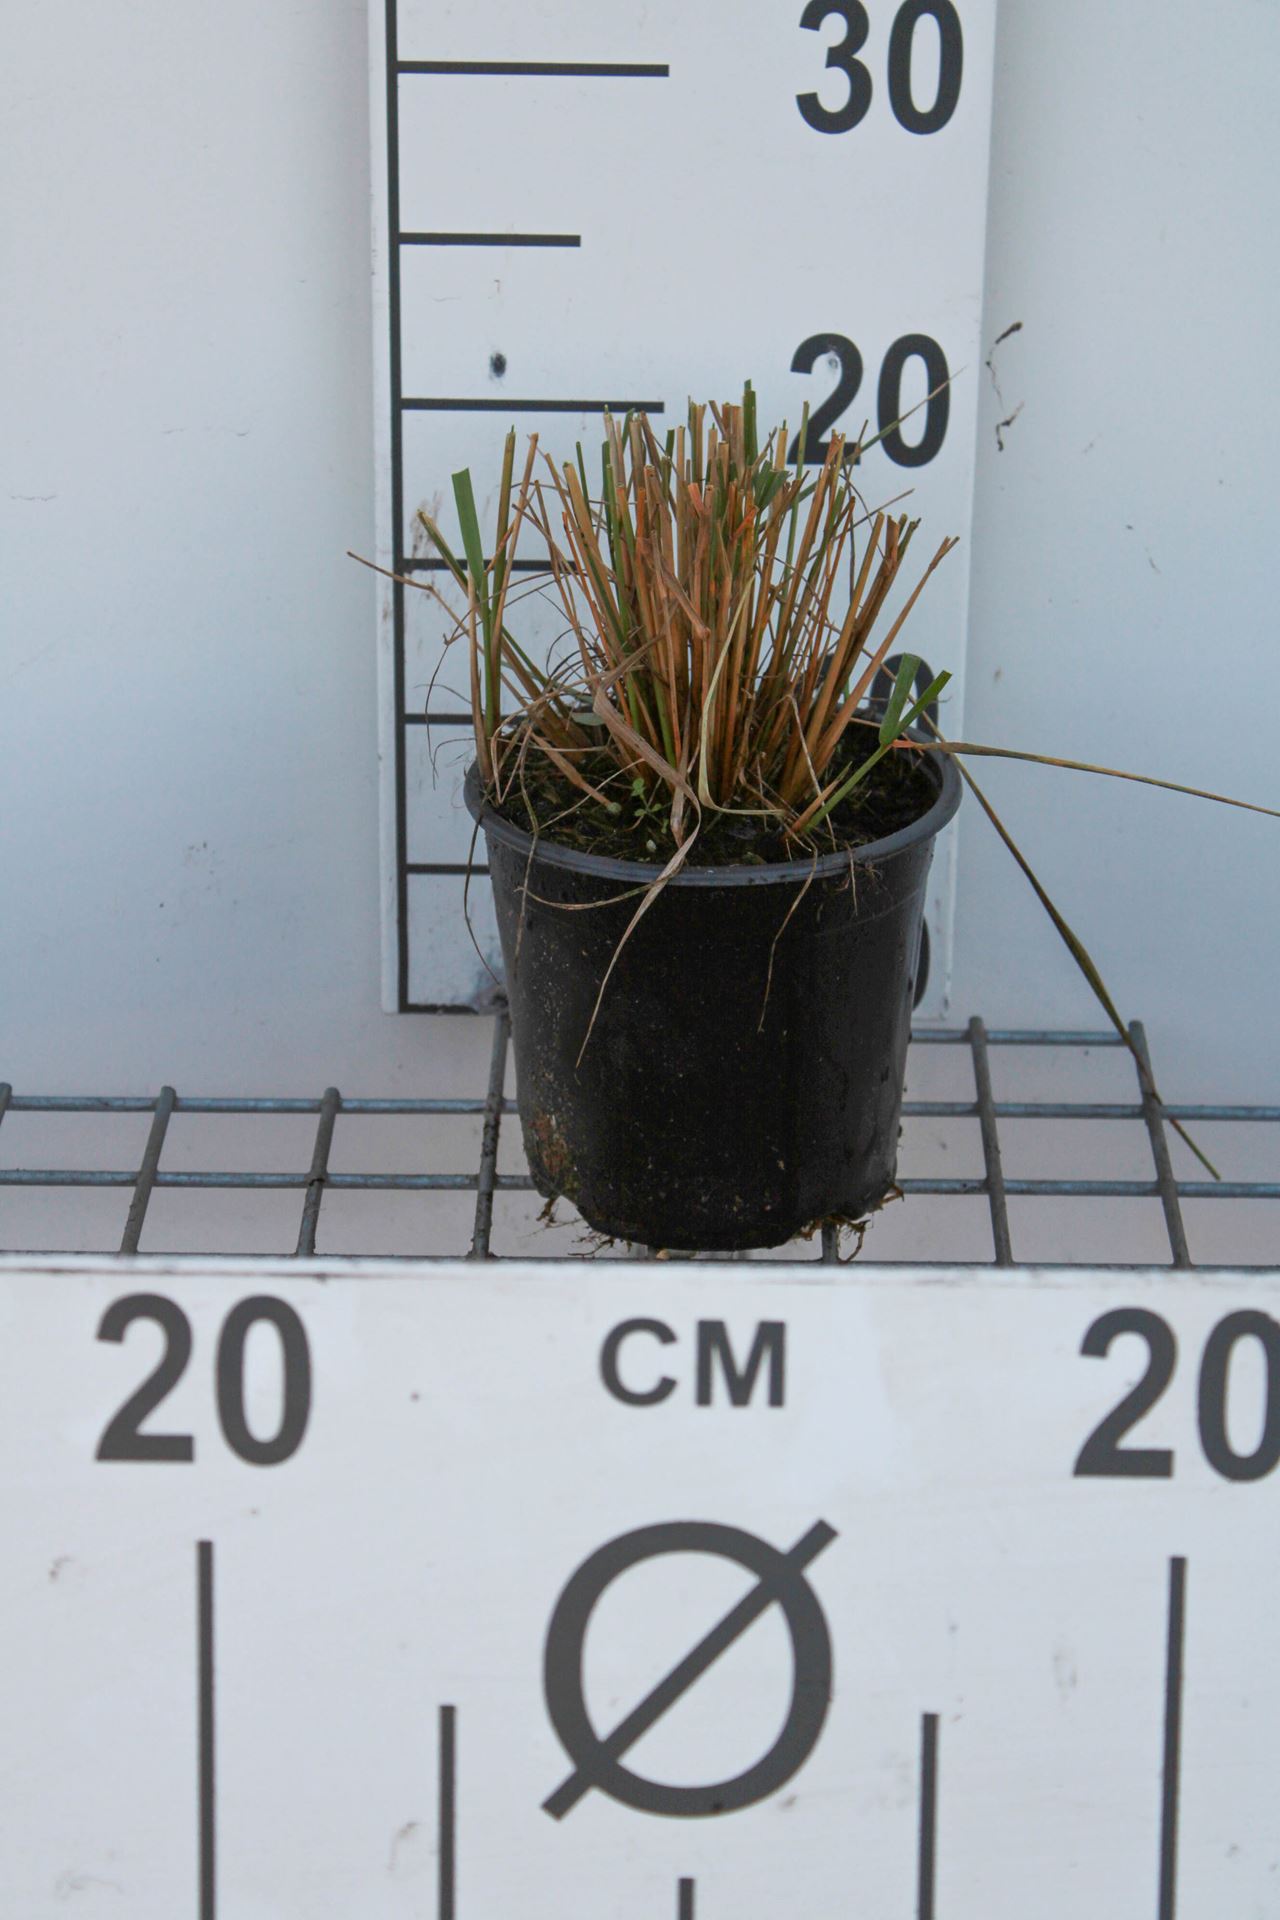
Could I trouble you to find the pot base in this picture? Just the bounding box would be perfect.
[528,1159,894,1254]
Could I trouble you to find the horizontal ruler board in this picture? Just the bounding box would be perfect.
[370,0,998,1009]
[4,1255,1280,1916]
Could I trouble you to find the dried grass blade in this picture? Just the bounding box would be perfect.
[758,855,818,1030]
[930,727,1221,1179]
[574,827,700,1067]
[489,431,538,661]
[913,741,1280,820]
[590,687,698,808]
[812,535,957,767]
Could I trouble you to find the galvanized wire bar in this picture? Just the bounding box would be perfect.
[469,1009,510,1259]
[119,1085,176,1255]
[11,1088,1275,1122]
[968,1017,1014,1266]
[895,1177,1280,1199]
[905,1101,1280,1121]
[913,1029,1128,1047]
[1129,1021,1192,1270]
[76,1169,1280,1197]
[14,1086,1274,1120]
[1,1168,1274,1199]
[4,1095,497,1115]
[0,1169,520,1191]
[295,1087,342,1258]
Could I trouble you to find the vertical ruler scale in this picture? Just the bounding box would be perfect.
[369,2,998,1009]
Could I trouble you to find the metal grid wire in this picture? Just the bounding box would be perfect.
[1,1016,1276,1266]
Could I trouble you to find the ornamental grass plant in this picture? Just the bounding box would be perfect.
[380,384,1279,1184]
[417,385,952,867]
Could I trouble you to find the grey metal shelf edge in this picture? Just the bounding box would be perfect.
[1,1016,1276,1267]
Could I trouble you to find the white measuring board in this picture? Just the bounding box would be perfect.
[369,2,997,1011]
[4,1254,1280,1918]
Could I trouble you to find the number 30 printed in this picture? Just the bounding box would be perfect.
[798,1,964,137]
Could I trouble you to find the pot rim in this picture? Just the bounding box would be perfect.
[463,732,962,888]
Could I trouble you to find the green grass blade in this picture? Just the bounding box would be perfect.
[879,653,921,744]
[451,466,497,738]
[413,509,553,695]
[805,672,951,829]
[451,468,488,617]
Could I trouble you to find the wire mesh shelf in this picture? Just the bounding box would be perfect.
[1,1016,1276,1267]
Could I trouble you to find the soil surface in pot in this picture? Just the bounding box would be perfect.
[486,724,939,866]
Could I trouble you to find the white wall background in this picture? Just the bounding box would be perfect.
[952,0,1280,1104]
[4,2,1277,1131]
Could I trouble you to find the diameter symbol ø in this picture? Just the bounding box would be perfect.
[542,1518,837,1820]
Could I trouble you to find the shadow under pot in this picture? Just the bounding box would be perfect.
[465,752,961,1253]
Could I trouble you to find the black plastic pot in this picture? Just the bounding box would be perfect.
[466,751,961,1251]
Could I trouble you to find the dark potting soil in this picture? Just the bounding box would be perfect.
[486,725,940,867]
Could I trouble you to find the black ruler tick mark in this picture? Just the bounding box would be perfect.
[402,397,665,415]
[398,60,669,79]
[400,231,581,248]
[439,1705,457,1920]
[1158,1557,1186,1920]
[197,1541,215,1920]
[918,1712,938,1920]
[407,863,490,878]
